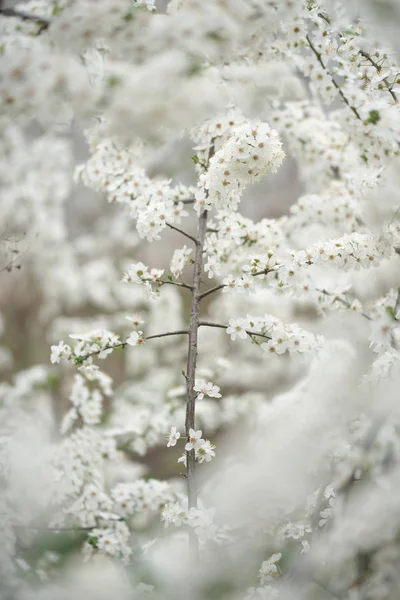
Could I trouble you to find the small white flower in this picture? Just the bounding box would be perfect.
[149,268,164,281]
[301,540,310,554]
[235,275,253,294]
[196,440,216,463]
[167,427,181,448]
[193,380,222,400]
[226,318,249,341]
[259,553,282,584]
[170,245,193,278]
[222,275,236,292]
[126,314,144,327]
[122,262,150,284]
[185,428,205,451]
[161,502,185,527]
[204,255,221,279]
[177,453,187,466]
[126,331,145,347]
[50,341,72,364]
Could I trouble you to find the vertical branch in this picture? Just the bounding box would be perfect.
[184,143,214,555]
[185,209,208,505]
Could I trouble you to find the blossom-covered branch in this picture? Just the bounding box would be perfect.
[306,33,362,121]
[0,7,50,29]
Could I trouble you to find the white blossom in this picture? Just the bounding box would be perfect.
[166,427,181,448]
[193,381,222,400]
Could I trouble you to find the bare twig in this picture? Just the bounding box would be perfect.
[160,279,193,291]
[252,268,272,277]
[199,284,226,300]
[174,198,195,205]
[146,330,188,340]
[166,222,197,244]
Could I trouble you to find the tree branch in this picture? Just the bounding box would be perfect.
[73,330,188,361]
[160,279,193,291]
[252,268,272,277]
[166,222,197,244]
[174,198,195,205]
[198,266,277,300]
[199,321,271,340]
[199,284,226,300]
[13,524,94,532]
[184,142,215,557]
[306,34,362,121]
[317,289,372,320]
[146,330,188,340]
[359,50,398,104]
[395,287,400,317]
[0,7,50,30]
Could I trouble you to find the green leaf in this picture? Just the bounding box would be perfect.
[191,155,200,165]
[385,305,396,319]
[52,3,63,15]
[46,375,59,389]
[187,62,202,76]
[87,536,98,548]
[366,109,381,125]
[107,75,121,88]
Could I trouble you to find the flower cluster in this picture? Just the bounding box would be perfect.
[3,0,400,597]
[170,246,193,279]
[368,288,400,353]
[173,429,216,466]
[193,381,222,400]
[226,315,324,355]
[161,503,221,543]
[195,120,285,213]
[258,553,282,585]
[51,330,122,366]
[122,261,164,298]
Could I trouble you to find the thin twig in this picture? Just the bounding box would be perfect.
[73,330,188,361]
[13,525,93,532]
[359,50,398,103]
[199,284,226,300]
[0,7,50,29]
[252,268,272,277]
[146,330,188,340]
[199,321,271,340]
[198,266,276,302]
[166,222,197,244]
[306,34,362,121]
[313,577,342,599]
[317,289,372,320]
[160,279,193,291]
[395,287,400,317]
[174,198,195,205]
